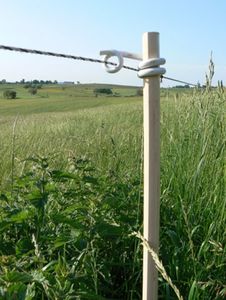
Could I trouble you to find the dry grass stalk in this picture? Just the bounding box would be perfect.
[134,231,184,300]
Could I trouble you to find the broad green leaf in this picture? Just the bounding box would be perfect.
[51,213,84,230]
[9,210,33,223]
[2,271,33,283]
[54,236,72,248]
[7,282,27,300]
[0,193,8,201]
[51,170,78,180]
[16,238,33,256]
[83,176,98,184]
[0,221,10,232]
[94,222,121,237]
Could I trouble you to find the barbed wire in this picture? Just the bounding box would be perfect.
[0,45,137,72]
[0,44,198,86]
[161,75,198,87]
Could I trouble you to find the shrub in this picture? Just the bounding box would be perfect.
[25,84,42,90]
[136,88,143,96]
[29,87,37,95]
[24,83,32,89]
[3,89,17,99]
[94,88,113,96]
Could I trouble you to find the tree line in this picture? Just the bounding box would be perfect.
[0,79,58,85]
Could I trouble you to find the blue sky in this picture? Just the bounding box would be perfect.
[0,0,225,86]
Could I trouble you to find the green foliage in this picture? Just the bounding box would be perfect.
[24,84,42,90]
[94,88,113,95]
[0,84,225,299]
[24,83,32,89]
[159,87,225,299]
[0,156,142,299]
[3,89,17,99]
[0,84,138,116]
[28,87,37,95]
[136,88,143,96]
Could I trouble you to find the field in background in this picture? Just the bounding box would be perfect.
[0,84,142,188]
[0,84,225,299]
[0,84,190,186]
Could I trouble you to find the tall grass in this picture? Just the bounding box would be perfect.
[160,87,225,299]
[0,102,142,188]
[0,84,225,299]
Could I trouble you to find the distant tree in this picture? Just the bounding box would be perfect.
[24,80,31,85]
[46,80,52,84]
[1,79,6,84]
[53,80,58,84]
[136,88,143,96]
[3,90,16,99]
[94,88,113,96]
[24,83,32,89]
[77,81,80,84]
[20,79,25,84]
[29,87,37,95]
[32,79,40,85]
[174,85,190,89]
[25,83,42,89]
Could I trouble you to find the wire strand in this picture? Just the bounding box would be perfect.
[161,75,198,87]
[0,45,137,72]
[0,44,198,86]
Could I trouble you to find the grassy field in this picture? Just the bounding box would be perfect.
[0,83,225,299]
[0,84,141,188]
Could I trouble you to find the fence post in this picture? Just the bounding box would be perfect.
[142,32,160,300]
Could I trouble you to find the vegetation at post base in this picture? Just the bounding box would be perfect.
[3,89,17,99]
[0,156,142,299]
[0,82,225,299]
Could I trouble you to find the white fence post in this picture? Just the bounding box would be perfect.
[142,32,160,300]
[100,33,163,299]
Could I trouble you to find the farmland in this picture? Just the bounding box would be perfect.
[0,83,225,299]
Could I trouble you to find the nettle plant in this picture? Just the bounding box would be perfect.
[0,155,142,299]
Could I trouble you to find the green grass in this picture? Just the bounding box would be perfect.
[0,84,225,299]
[0,84,142,188]
[0,84,139,116]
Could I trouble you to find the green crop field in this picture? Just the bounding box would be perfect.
[0,83,225,299]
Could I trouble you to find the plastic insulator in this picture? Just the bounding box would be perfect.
[138,57,166,78]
